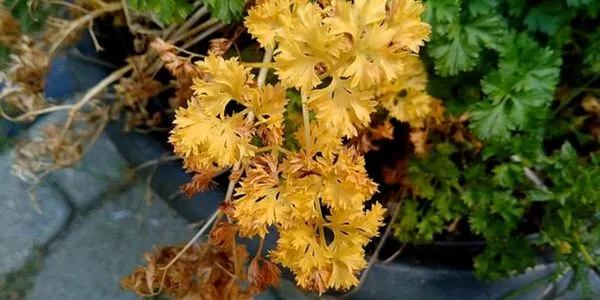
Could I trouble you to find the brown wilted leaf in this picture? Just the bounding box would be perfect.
[150,37,176,53]
[351,120,395,154]
[209,223,238,251]
[248,257,281,293]
[150,38,206,110]
[409,129,430,156]
[115,56,162,108]
[182,169,218,198]
[370,121,394,140]
[121,242,255,300]
[0,81,47,123]
[11,101,108,186]
[219,200,236,218]
[8,37,50,93]
[257,122,284,147]
[0,8,20,45]
[209,38,233,57]
[555,85,571,103]
[303,268,331,295]
[382,157,411,190]
[582,94,600,115]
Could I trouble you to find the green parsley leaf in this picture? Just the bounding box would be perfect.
[469,101,513,141]
[469,33,561,141]
[202,0,245,24]
[427,0,506,76]
[128,0,193,25]
[583,31,600,74]
[474,236,536,281]
[492,163,525,189]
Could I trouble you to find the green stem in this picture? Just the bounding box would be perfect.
[578,243,596,266]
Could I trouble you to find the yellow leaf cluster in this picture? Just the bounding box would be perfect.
[246,0,432,136]
[170,55,286,171]
[377,55,435,128]
[234,148,385,292]
[170,0,434,294]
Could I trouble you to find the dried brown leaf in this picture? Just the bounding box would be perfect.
[208,38,233,57]
[209,223,238,251]
[182,168,218,198]
[248,257,281,293]
[122,242,255,300]
[582,94,600,115]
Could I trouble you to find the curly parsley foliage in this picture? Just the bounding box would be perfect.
[394,139,539,280]
[470,33,562,141]
[473,236,536,281]
[584,30,600,74]
[128,0,194,25]
[397,0,600,289]
[425,0,600,143]
[426,0,505,76]
[128,0,245,25]
[202,0,245,24]
[395,138,600,281]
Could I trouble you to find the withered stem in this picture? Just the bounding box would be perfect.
[171,5,209,41]
[181,22,227,50]
[56,65,132,152]
[48,2,123,56]
[161,209,221,271]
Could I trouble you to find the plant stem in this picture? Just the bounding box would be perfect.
[171,5,209,41]
[0,103,73,122]
[47,1,89,12]
[56,65,132,151]
[301,93,311,149]
[90,0,109,7]
[181,22,227,50]
[121,0,133,30]
[578,243,596,266]
[160,209,220,271]
[242,62,275,69]
[169,18,220,44]
[256,238,265,257]
[381,243,407,264]
[257,48,274,87]
[500,271,559,300]
[48,2,123,56]
[132,155,179,171]
[510,155,548,190]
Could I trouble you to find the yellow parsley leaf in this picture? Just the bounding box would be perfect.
[388,0,431,53]
[193,54,255,117]
[245,0,294,49]
[234,155,291,237]
[308,77,376,137]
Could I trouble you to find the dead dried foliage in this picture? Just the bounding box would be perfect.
[1,1,227,203]
[121,243,254,300]
[351,120,394,154]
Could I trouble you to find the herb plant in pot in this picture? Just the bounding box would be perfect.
[2,0,600,299]
[119,1,600,299]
